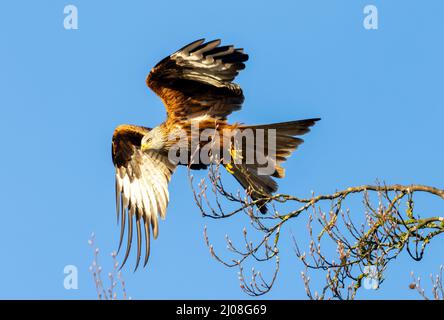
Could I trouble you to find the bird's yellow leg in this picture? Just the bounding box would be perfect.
[225,163,235,174]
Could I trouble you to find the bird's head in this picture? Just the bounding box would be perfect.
[141,127,166,152]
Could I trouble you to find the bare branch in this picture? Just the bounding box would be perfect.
[189,161,444,298]
[88,233,130,300]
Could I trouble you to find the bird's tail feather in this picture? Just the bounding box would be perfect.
[224,118,320,213]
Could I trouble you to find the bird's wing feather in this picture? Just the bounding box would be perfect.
[112,125,176,269]
[146,39,249,121]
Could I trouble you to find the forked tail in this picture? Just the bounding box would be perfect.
[224,118,320,213]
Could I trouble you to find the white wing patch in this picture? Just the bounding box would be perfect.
[115,149,176,270]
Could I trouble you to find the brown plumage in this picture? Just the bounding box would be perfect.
[112,39,320,269]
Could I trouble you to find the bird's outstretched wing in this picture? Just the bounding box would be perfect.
[112,125,176,269]
[146,39,249,121]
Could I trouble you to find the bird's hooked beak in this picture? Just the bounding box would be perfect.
[141,141,150,152]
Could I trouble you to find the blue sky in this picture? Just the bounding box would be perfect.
[1,0,443,299]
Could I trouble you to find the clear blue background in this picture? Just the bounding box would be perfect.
[1,0,443,299]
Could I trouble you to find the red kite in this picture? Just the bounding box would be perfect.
[112,39,319,269]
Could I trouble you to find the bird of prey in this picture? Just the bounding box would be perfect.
[112,39,320,269]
